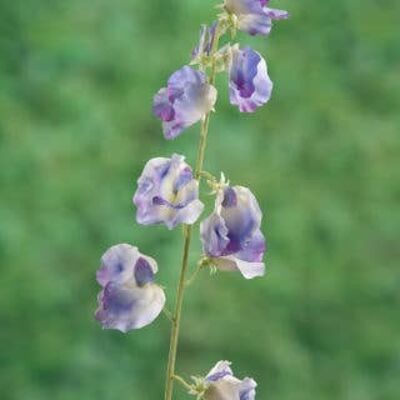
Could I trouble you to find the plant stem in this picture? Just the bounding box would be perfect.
[164,22,222,400]
[173,375,193,392]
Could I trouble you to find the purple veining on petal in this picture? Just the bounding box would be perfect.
[229,46,273,113]
[134,154,204,229]
[153,66,217,139]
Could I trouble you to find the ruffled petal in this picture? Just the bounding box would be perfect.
[200,361,257,400]
[224,0,288,36]
[200,185,266,279]
[95,244,165,332]
[206,361,234,382]
[97,244,138,287]
[239,378,257,400]
[95,282,165,332]
[220,186,262,252]
[236,229,266,263]
[153,66,217,139]
[229,46,273,113]
[134,154,204,229]
[238,12,273,36]
[200,210,230,257]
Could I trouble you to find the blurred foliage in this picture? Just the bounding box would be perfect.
[1,0,399,399]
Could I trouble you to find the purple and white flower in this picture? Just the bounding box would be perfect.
[224,0,288,36]
[153,66,217,139]
[95,244,166,333]
[229,45,273,113]
[133,154,204,230]
[200,185,266,279]
[201,361,257,400]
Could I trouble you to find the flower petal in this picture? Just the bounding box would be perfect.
[201,361,258,400]
[206,361,234,382]
[229,46,273,113]
[97,244,138,287]
[200,185,266,279]
[95,281,166,332]
[224,0,288,36]
[213,256,265,279]
[200,210,230,257]
[239,378,257,400]
[153,66,217,139]
[95,244,165,332]
[134,154,204,229]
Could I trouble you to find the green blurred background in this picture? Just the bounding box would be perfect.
[1,0,399,399]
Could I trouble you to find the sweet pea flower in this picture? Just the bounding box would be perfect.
[133,154,204,230]
[229,45,273,112]
[200,185,266,279]
[196,361,257,400]
[153,66,217,139]
[224,0,288,36]
[95,244,166,333]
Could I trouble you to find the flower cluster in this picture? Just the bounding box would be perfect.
[94,0,288,398]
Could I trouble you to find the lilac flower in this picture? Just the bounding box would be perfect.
[202,361,257,400]
[95,244,166,333]
[224,0,288,36]
[229,45,273,112]
[133,154,204,229]
[192,22,218,60]
[200,185,266,279]
[153,66,217,139]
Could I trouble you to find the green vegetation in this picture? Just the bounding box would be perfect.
[0,1,399,399]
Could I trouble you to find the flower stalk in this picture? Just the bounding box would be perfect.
[94,2,289,399]
[164,22,223,400]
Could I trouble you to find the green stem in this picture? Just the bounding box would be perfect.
[173,375,193,392]
[185,259,205,287]
[164,22,222,400]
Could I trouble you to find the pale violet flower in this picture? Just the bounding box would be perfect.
[95,244,166,333]
[153,66,217,139]
[194,361,257,400]
[200,185,266,279]
[229,45,273,112]
[133,154,204,230]
[224,0,288,36]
